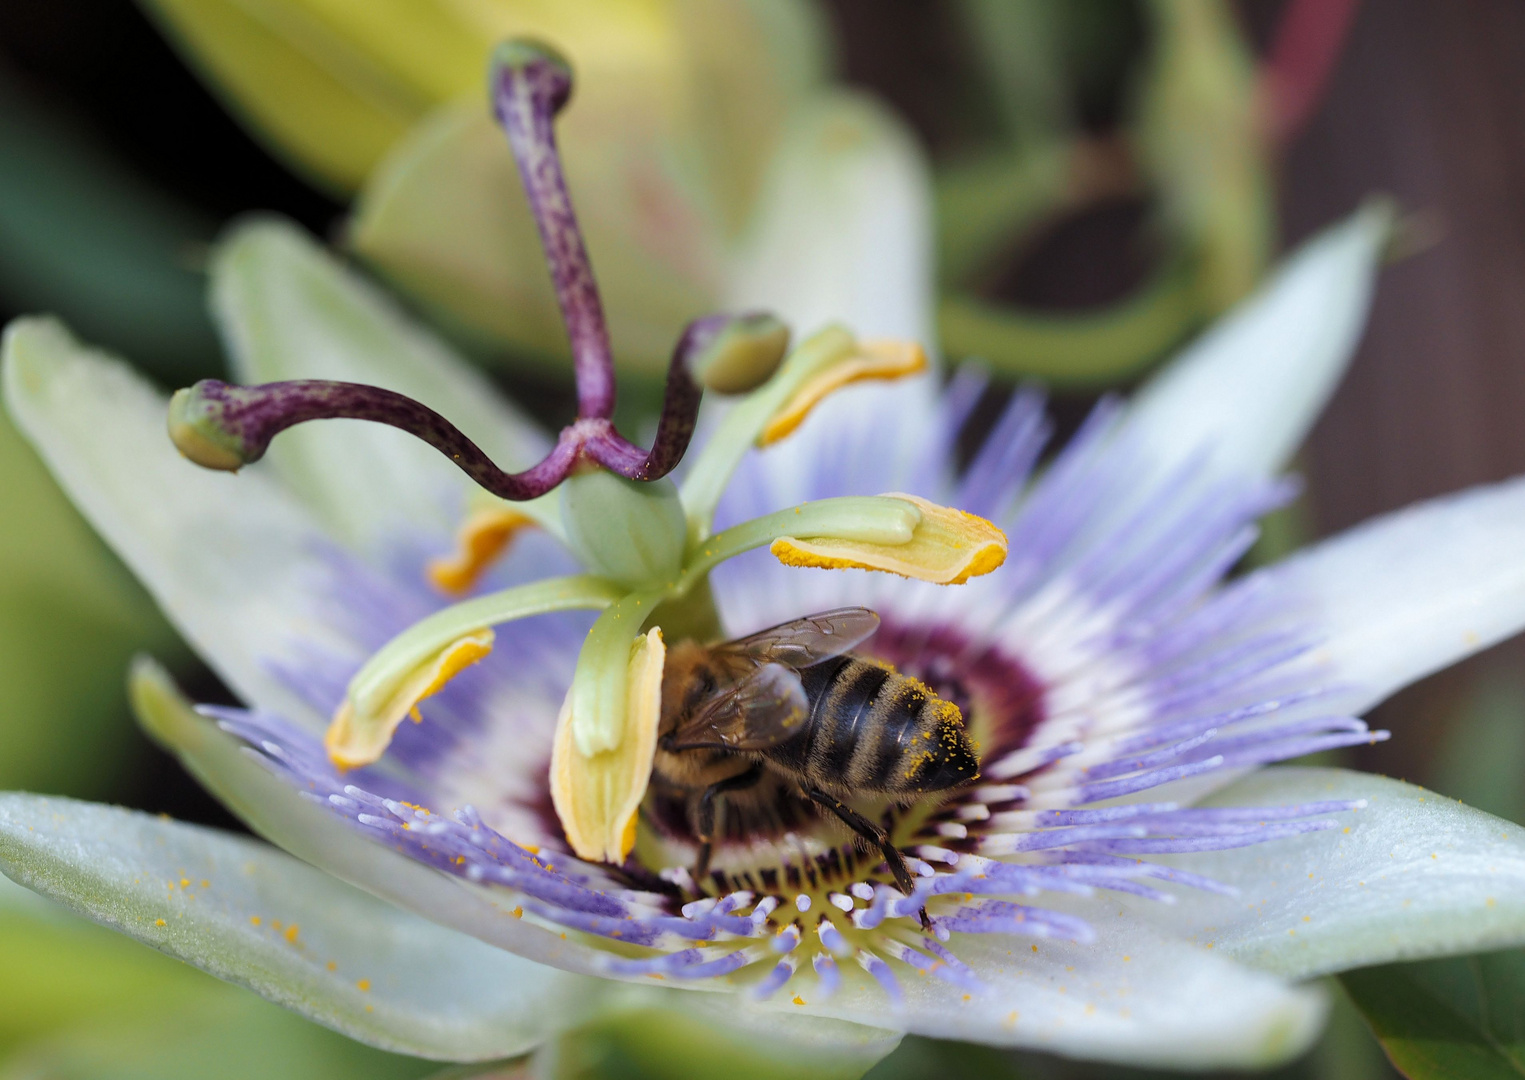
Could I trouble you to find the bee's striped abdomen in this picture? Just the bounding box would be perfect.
[782,654,979,795]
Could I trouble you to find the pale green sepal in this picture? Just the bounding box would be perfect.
[560,472,686,588]
[1125,201,1391,485]
[348,575,623,719]
[0,790,606,1060]
[128,657,615,981]
[0,387,186,796]
[530,997,900,1080]
[1144,767,1525,980]
[210,218,554,548]
[1136,0,1270,313]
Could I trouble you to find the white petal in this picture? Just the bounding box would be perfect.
[724,91,936,345]
[1141,767,1525,980]
[131,657,901,1066]
[211,219,547,550]
[1251,475,1525,716]
[0,790,604,1060]
[790,910,1325,1068]
[1124,203,1389,483]
[3,317,347,729]
[130,657,615,978]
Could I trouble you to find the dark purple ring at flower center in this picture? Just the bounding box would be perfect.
[578,619,1049,896]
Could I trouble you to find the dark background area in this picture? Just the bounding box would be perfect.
[0,0,1522,840]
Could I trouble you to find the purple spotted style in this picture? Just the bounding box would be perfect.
[166,41,780,499]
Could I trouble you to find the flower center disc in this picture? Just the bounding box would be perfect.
[560,621,1049,904]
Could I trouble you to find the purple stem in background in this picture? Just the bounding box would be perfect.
[491,43,615,420]
[170,44,787,502]
[176,314,727,495]
[584,314,727,481]
[183,379,585,500]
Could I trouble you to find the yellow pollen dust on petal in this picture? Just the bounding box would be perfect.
[325,629,495,769]
[427,507,538,595]
[550,627,665,864]
[771,493,1007,585]
[759,339,927,447]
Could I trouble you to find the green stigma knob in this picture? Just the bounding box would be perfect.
[686,313,791,394]
[166,383,258,471]
[490,38,574,116]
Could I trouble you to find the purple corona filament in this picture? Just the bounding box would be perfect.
[166,40,787,500]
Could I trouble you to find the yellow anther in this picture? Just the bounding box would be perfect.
[325,629,495,768]
[770,493,1007,585]
[427,507,538,595]
[759,339,927,446]
[550,627,665,863]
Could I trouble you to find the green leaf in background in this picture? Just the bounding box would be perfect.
[937,256,1200,387]
[0,407,185,797]
[0,75,218,384]
[936,0,1276,387]
[955,0,1072,153]
[1430,666,1525,827]
[861,1037,1025,1080]
[0,88,202,792]
[524,1007,895,1080]
[1135,0,1272,314]
[135,0,824,200]
[0,873,431,1080]
[1342,951,1525,1079]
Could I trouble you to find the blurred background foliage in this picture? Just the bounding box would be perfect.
[1,0,1523,1077]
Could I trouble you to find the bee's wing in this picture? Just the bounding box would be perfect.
[720,607,881,669]
[666,662,810,751]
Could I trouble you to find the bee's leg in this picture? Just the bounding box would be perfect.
[692,763,765,889]
[805,788,931,930]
